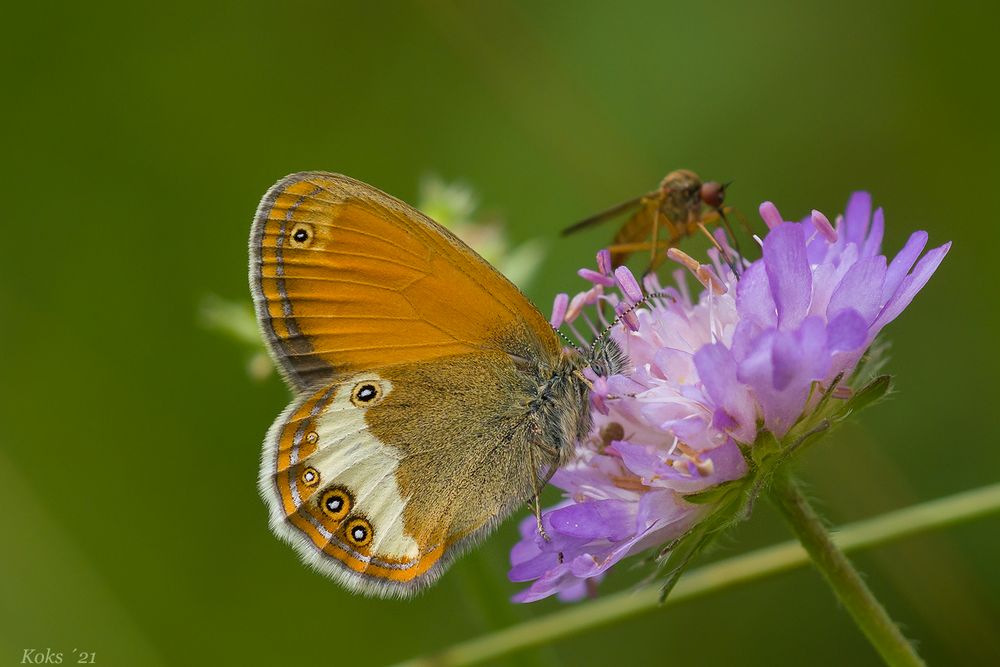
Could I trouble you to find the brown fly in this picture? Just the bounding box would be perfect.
[562,169,742,272]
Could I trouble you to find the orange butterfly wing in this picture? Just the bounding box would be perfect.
[250,171,559,390]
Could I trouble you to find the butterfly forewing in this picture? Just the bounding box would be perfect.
[250,172,559,390]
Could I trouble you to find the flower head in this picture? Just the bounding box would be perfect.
[510,192,950,602]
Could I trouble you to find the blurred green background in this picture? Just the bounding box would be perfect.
[2,1,998,665]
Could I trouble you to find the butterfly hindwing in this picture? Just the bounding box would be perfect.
[261,354,552,597]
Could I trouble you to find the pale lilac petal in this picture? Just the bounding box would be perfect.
[556,578,596,602]
[548,500,636,540]
[512,569,570,602]
[569,492,690,579]
[806,233,831,264]
[771,329,803,392]
[693,343,757,443]
[735,261,776,329]
[568,552,611,579]
[826,308,867,352]
[701,439,749,485]
[651,347,696,382]
[730,319,762,364]
[738,329,810,436]
[635,490,688,532]
[843,191,872,246]
[509,550,560,581]
[882,230,928,302]
[712,408,737,430]
[862,207,884,257]
[872,242,951,332]
[667,415,714,449]
[797,316,829,380]
[763,223,812,329]
[827,255,887,325]
[737,328,775,388]
[612,441,665,482]
[809,243,858,318]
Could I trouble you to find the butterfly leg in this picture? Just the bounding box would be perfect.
[572,369,595,391]
[525,430,552,542]
[532,493,551,542]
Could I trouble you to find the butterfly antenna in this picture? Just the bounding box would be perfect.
[593,290,673,349]
[553,326,585,354]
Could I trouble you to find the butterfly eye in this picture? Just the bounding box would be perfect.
[345,517,373,548]
[300,466,320,487]
[350,382,383,407]
[319,487,352,521]
[290,224,313,246]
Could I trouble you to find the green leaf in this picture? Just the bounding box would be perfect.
[841,374,892,417]
[684,478,747,505]
[658,476,755,601]
[657,528,713,603]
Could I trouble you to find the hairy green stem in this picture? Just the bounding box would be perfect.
[392,481,1000,667]
[768,471,924,666]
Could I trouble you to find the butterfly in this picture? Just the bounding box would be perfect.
[561,169,735,270]
[249,172,624,597]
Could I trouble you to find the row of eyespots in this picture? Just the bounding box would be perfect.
[298,381,381,549]
[318,486,373,548]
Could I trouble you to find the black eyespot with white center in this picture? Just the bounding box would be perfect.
[289,223,314,247]
[319,487,352,521]
[350,381,383,407]
[345,517,373,548]
[300,466,320,487]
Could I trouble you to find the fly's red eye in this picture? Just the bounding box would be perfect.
[700,181,725,208]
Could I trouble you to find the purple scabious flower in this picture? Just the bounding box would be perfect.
[510,192,950,603]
